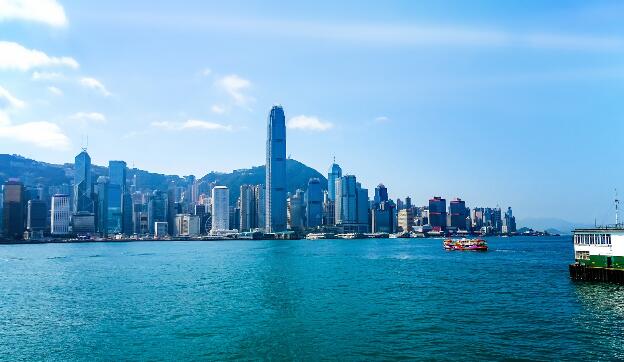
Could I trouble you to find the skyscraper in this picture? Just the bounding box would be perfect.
[449,198,469,230]
[239,184,256,232]
[51,194,70,235]
[374,183,388,205]
[96,176,109,236]
[254,184,266,230]
[327,161,342,201]
[429,196,447,231]
[287,189,306,231]
[148,190,168,235]
[211,186,230,232]
[265,105,287,232]
[306,178,323,228]
[335,175,369,233]
[73,150,93,214]
[2,180,24,239]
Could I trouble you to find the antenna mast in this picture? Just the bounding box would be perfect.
[616,188,620,226]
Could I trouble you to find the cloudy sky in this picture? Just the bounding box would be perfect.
[1,0,624,223]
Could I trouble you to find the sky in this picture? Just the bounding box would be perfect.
[1,0,624,224]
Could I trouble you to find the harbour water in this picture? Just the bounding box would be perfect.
[1,236,624,360]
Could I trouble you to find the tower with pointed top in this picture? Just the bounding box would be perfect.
[265,105,287,232]
[73,149,93,213]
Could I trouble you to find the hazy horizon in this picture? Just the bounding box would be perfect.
[1,1,623,224]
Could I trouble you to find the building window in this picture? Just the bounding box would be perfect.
[575,251,589,260]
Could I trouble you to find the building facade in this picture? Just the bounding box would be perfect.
[211,186,230,232]
[265,105,287,232]
[51,194,70,235]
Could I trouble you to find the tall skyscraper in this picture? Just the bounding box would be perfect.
[327,161,342,201]
[211,186,230,232]
[254,184,265,230]
[374,183,388,205]
[239,184,256,232]
[449,198,469,230]
[96,176,109,236]
[27,199,47,235]
[109,160,131,234]
[306,178,323,228]
[335,175,369,233]
[148,190,168,235]
[287,189,305,231]
[429,196,447,231]
[73,150,93,214]
[265,105,287,232]
[2,180,24,239]
[108,161,127,192]
[51,194,70,235]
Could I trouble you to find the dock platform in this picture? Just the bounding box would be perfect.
[569,264,624,284]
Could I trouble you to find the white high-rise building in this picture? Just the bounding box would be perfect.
[211,186,230,232]
[51,194,70,235]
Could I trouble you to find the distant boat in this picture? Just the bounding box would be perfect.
[443,238,488,251]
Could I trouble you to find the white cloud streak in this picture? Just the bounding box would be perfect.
[211,104,226,114]
[0,41,79,71]
[0,111,70,149]
[47,86,63,96]
[215,74,254,106]
[79,77,111,96]
[0,0,67,27]
[32,71,64,81]
[287,115,334,131]
[0,86,26,109]
[151,119,232,131]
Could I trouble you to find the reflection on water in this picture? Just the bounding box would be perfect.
[574,282,624,360]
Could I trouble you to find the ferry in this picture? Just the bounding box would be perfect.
[306,233,335,240]
[443,238,488,251]
[569,195,624,283]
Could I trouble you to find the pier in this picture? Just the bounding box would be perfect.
[569,264,624,284]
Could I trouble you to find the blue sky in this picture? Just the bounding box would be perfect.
[1,0,624,224]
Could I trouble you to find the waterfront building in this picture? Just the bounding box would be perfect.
[429,196,447,231]
[327,161,342,201]
[323,191,335,226]
[148,190,168,235]
[398,208,414,232]
[51,194,70,235]
[72,211,96,236]
[122,193,133,235]
[254,184,265,230]
[372,201,395,233]
[96,176,109,237]
[449,198,469,230]
[133,203,149,235]
[73,150,93,214]
[27,199,47,238]
[335,175,369,233]
[306,178,323,228]
[109,161,129,235]
[503,207,517,234]
[154,221,168,238]
[239,185,256,232]
[265,105,287,232]
[287,189,306,231]
[167,183,177,236]
[174,214,201,237]
[211,186,230,232]
[2,180,24,239]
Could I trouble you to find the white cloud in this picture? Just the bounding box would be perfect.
[211,104,226,114]
[215,74,254,106]
[79,77,111,96]
[374,116,390,123]
[69,112,107,124]
[0,0,67,27]
[32,71,64,81]
[0,41,79,71]
[0,86,26,109]
[0,111,69,149]
[151,119,232,131]
[287,115,334,131]
[47,86,63,96]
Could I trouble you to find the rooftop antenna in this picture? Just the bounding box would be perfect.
[616,188,620,226]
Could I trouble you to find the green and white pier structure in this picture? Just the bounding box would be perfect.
[570,226,624,283]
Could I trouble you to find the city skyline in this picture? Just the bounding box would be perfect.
[1,1,624,223]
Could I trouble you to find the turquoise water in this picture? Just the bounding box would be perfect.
[1,236,624,360]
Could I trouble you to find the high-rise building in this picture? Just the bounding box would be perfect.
[398,208,414,232]
[335,175,368,233]
[27,199,47,235]
[148,190,168,235]
[372,201,395,233]
[306,178,323,228]
[51,194,70,235]
[108,161,127,192]
[254,184,265,230]
[374,184,388,205]
[96,176,109,236]
[449,198,469,230]
[322,191,335,226]
[109,160,129,235]
[73,150,93,214]
[287,189,306,231]
[503,207,517,234]
[428,196,447,231]
[211,186,229,232]
[265,105,287,232]
[239,185,256,232]
[327,161,342,201]
[174,214,201,237]
[2,180,24,239]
